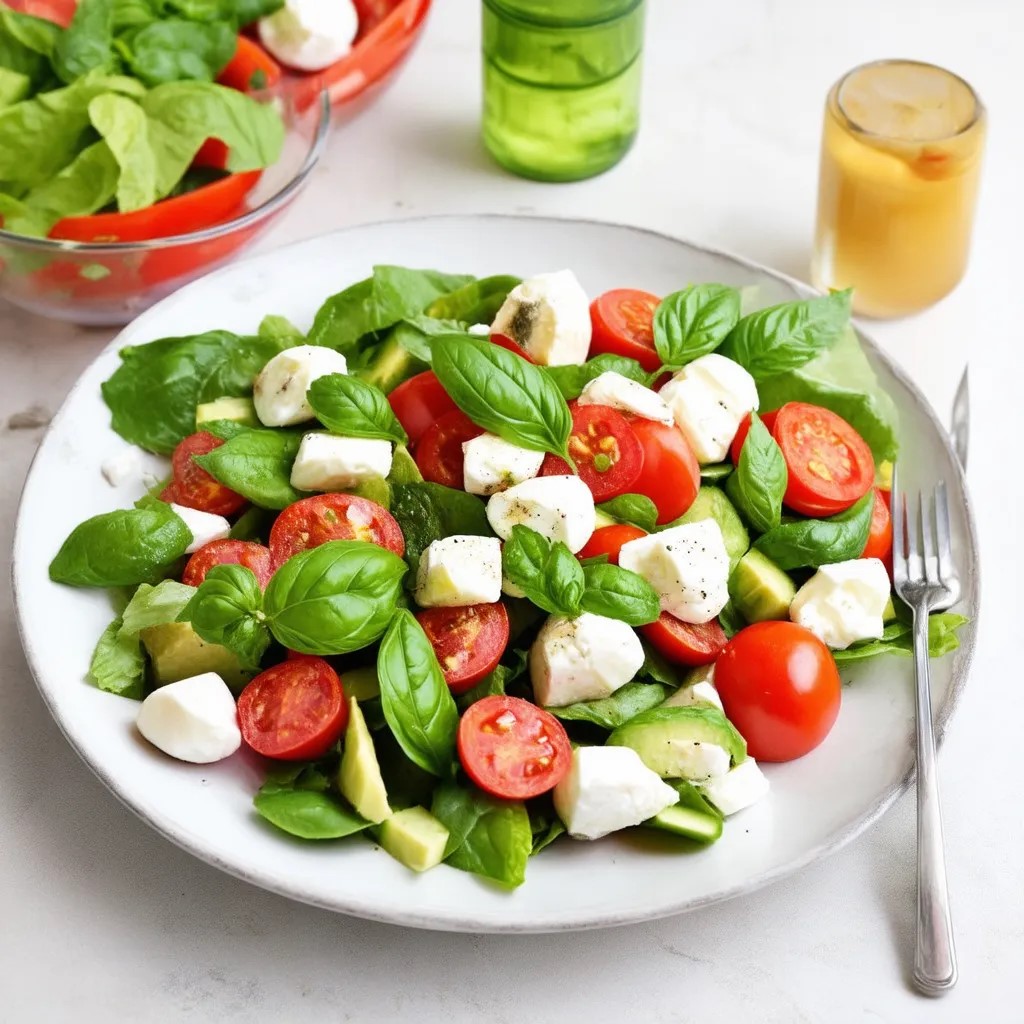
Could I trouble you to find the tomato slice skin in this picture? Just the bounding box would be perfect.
[627,418,701,524]
[269,494,405,567]
[413,409,482,489]
[730,409,780,465]
[640,613,728,666]
[577,524,646,564]
[388,370,458,445]
[457,695,573,800]
[238,655,348,761]
[171,431,248,516]
[589,289,662,372]
[773,402,875,516]
[416,603,510,694]
[183,539,274,588]
[862,487,893,570]
[714,621,841,762]
[541,402,643,502]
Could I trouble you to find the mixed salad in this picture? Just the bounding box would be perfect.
[48,265,967,887]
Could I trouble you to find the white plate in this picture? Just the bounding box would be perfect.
[12,216,978,933]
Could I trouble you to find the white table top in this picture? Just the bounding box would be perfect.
[2,1,1020,1019]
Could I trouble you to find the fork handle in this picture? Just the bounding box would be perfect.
[911,605,958,995]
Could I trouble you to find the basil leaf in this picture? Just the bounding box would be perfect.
[307,373,408,444]
[700,463,733,484]
[253,789,371,840]
[717,601,746,638]
[754,491,874,569]
[653,284,741,369]
[178,564,269,669]
[637,639,684,687]
[579,562,661,625]
[549,681,670,730]
[725,412,787,533]
[502,526,584,617]
[89,616,146,700]
[55,0,115,83]
[833,613,968,663]
[390,482,492,576]
[50,503,191,587]
[264,540,407,655]
[425,274,521,324]
[596,493,658,532]
[530,815,566,856]
[543,354,648,400]
[257,313,305,347]
[196,334,290,404]
[456,648,529,710]
[431,782,532,889]
[721,290,852,379]
[430,334,573,461]
[194,428,305,509]
[0,8,60,89]
[389,316,468,363]
[124,18,236,86]
[377,610,459,778]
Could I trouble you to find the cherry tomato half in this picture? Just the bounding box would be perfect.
[589,289,662,372]
[171,431,247,516]
[862,487,893,570]
[269,493,405,567]
[541,402,643,502]
[577,524,646,565]
[640,613,728,667]
[388,370,458,445]
[457,695,572,800]
[627,418,701,524]
[183,539,274,588]
[730,409,780,465]
[416,603,510,694]
[238,655,348,761]
[414,409,482,489]
[714,621,841,762]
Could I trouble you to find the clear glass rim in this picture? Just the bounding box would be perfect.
[0,91,332,256]
[833,59,985,143]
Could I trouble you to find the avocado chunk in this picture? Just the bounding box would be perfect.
[883,596,897,623]
[729,549,796,622]
[343,666,380,701]
[388,445,423,485]
[195,396,258,428]
[646,780,723,842]
[378,806,450,872]
[339,698,391,824]
[357,334,427,395]
[347,476,392,509]
[673,486,749,571]
[140,621,250,692]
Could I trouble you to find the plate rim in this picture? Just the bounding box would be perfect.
[11,213,980,932]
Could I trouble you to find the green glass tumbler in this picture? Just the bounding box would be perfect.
[482,0,646,182]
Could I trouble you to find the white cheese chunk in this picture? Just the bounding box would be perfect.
[253,345,349,427]
[554,746,679,841]
[699,758,770,816]
[101,449,141,487]
[530,612,645,707]
[490,269,591,366]
[170,503,231,554]
[289,433,393,491]
[462,433,545,496]
[661,678,724,712]
[415,535,503,607]
[670,741,732,783]
[618,519,730,624]
[789,557,891,650]
[136,672,241,764]
[486,474,595,553]
[258,0,358,72]
[659,353,759,463]
[578,371,674,426]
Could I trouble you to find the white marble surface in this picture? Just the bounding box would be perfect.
[2,0,1020,1019]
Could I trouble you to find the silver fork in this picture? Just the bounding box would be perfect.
[891,470,960,996]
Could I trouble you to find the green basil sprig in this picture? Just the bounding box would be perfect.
[543,354,648,400]
[754,490,874,569]
[253,789,371,841]
[178,564,269,670]
[430,334,573,462]
[653,284,741,370]
[579,561,661,625]
[548,681,670,731]
[725,412,787,533]
[194,428,305,510]
[307,373,408,444]
[596,493,659,532]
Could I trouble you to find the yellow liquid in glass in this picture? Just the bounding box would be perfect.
[812,61,985,318]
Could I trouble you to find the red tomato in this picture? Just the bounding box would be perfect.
[577,524,646,565]
[171,432,247,516]
[353,0,395,36]
[416,603,510,694]
[269,494,405,567]
[237,656,348,761]
[714,622,841,762]
[159,483,179,504]
[589,289,662,372]
[641,613,728,666]
[541,402,643,502]
[183,540,274,588]
[773,403,875,516]
[388,370,457,445]
[627,418,701,524]
[490,333,538,363]
[730,409,780,465]
[413,409,482,489]
[457,695,573,800]
[217,35,283,91]
[862,487,893,569]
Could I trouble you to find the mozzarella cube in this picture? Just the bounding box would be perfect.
[659,353,759,464]
[661,679,724,712]
[530,612,646,707]
[699,758,770,816]
[578,371,674,426]
[490,270,591,366]
[486,475,595,553]
[415,535,502,607]
[462,433,545,496]
[289,433,393,491]
[669,741,732,782]
[253,345,349,427]
[136,673,241,764]
[789,557,891,650]
[554,746,679,841]
[258,0,358,72]
[170,503,231,554]
[618,519,730,624]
